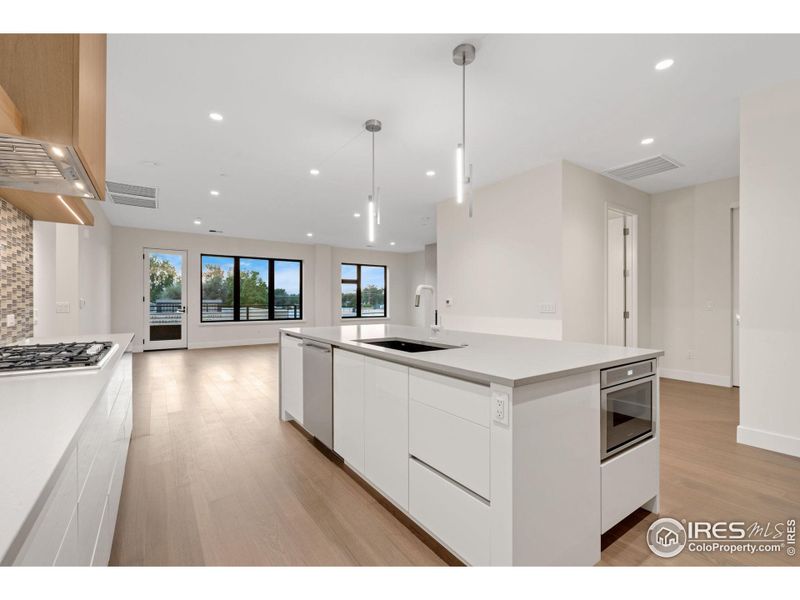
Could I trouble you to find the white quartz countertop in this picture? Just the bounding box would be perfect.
[0,332,134,563]
[281,324,663,387]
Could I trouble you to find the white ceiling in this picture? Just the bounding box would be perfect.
[104,34,800,251]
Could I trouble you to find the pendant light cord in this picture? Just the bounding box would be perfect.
[371,130,375,199]
[462,54,466,174]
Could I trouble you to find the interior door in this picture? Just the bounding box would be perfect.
[143,249,187,350]
[732,208,740,387]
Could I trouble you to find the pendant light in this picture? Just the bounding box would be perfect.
[453,43,476,216]
[365,118,382,243]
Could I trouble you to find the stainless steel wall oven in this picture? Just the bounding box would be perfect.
[601,359,656,460]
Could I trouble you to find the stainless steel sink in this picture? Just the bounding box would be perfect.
[354,337,464,353]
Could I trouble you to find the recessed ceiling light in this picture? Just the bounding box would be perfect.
[390,241,396,246]
[353,212,361,218]
[210,190,220,196]
[193,218,202,225]
[426,170,436,177]
[654,59,674,71]
[309,168,320,176]
[51,146,64,158]
[74,181,85,190]
[209,112,223,121]
[306,232,313,237]
[641,137,655,145]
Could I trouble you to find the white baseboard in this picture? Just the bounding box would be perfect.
[737,425,800,458]
[188,337,278,349]
[659,368,731,388]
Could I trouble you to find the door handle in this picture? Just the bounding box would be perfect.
[302,341,331,353]
[735,314,741,325]
[176,306,186,314]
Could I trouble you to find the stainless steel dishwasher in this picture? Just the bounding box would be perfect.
[302,339,333,449]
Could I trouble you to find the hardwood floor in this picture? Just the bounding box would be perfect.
[110,345,800,566]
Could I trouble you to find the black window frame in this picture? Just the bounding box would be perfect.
[341,262,387,319]
[200,254,303,323]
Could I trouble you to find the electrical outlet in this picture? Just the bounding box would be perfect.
[6,314,15,327]
[56,301,70,314]
[539,302,557,314]
[688,350,696,360]
[492,392,509,426]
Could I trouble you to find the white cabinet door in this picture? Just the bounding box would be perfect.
[280,334,304,424]
[333,349,365,473]
[364,357,409,510]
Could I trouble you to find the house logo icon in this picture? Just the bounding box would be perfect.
[647,518,687,558]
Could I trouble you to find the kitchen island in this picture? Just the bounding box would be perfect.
[279,324,664,566]
[0,333,134,566]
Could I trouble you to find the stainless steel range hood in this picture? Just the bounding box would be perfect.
[0,133,101,200]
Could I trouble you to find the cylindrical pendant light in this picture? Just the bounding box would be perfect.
[365,119,382,243]
[453,43,476,211]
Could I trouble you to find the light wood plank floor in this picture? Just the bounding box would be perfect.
[110,345,800,566]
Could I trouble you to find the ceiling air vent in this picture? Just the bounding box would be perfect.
[603,155,682,181]
[106,181,159,208]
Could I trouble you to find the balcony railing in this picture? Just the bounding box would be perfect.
[148,302,300,324]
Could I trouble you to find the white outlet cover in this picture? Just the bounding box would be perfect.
[492,391,510,426]
[6,314,16,327]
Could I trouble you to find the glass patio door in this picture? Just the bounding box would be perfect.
[143,249,188,350]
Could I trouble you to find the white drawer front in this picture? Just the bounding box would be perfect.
[14,449,78,566]
[53,507,79,566]
[409,368,490,427]
[601,438,659,533]
[409,399,490,500]
[409,458,490,566]
[91,496,114,566]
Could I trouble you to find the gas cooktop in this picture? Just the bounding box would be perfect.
[0,341,115,376]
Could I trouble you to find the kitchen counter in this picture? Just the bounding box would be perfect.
[0,332,133,564]
[280,324,663,387]
[279,324,663,565]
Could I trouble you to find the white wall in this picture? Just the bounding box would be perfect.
[54,224,80,336]
[33,202,114,339]
[650,177,738,387]
[437,161,564,339]
[406,250,426,328]
[79,201,113,335]
[738,80,800,458]
[112,226,416,351]
[561,161,652,346]
[436,160,651,344]
[407,243,438,329]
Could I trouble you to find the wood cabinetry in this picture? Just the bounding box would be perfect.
[0,34,107,225]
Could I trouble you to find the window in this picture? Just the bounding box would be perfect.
[201,254,302,322]
[341,263,386,318]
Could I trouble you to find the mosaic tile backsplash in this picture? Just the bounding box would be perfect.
[0,197,33,345]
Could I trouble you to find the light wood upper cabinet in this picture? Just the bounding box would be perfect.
[0,83,22,136]
[0,34,107,225]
